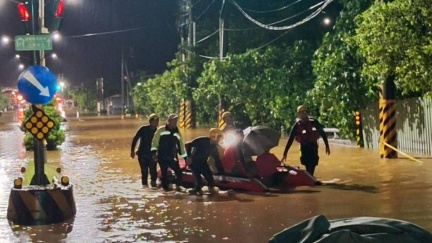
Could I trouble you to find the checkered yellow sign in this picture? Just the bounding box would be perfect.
[24,106,56,141]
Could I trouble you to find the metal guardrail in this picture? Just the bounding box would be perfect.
[323,128,340,139]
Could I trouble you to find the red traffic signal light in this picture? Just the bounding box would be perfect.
[45,0,64,32]
[17,3,30,22]
[55,0,64,17]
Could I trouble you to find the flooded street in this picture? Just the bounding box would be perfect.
[1,115,432,242]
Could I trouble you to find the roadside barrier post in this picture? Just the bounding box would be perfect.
[217,99,225,129]
[379,76,398,158]
[185,99,193,129]
[179,99,186,128]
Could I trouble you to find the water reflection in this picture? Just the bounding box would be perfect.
[0,117,432,242]
[9,218,74,242]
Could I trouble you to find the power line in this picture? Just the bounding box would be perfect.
[193,0,217,21]
[247,30,290,52]
[241,0,303,14]
[191,0,205,8]
[64,27,152,39]
[196,29,219,44]
[225,3,322,32]
[231,0,335,31]
[267,2,324,26]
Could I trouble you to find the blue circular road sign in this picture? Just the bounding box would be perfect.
[17,65,58,105]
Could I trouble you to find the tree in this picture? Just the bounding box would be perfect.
[132,58,187,118]
[310,0,375,138]
[194,41,315,129]
[0,92,9,111]
[352,0,432,97]
[133,0,344,130]
[70,86,97,111]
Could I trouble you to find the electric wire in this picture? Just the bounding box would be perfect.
[64,27,151,39]
[192,28,290,60]
[231,0,335,31]
[247,30,290,53]
[225,2,322,32]
[193,0,217,21]
[241,0,303,14]
[185,0,332,59]
[191,0,204,8]
[196,29,219,44]
[267,1,324,26]
[225,26,260,31]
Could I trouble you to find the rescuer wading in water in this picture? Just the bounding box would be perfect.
[281,105,330,184]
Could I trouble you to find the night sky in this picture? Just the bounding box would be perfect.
[0,0,180,96]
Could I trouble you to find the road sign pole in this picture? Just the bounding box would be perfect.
[32,0,48,186]
[39,0,48,66]
[31,137,50,185]
[30,104,50,186]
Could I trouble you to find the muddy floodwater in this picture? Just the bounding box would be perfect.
[1,115,432,242]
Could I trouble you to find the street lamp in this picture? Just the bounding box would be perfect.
[1,36,10,45]
[59,81,65,90]
[323,17,332,26]
[52,32,61,41]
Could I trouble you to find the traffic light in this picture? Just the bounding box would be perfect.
[17,3,31,34]
[17,3,30,21]
[354,111,364,147]
[44,0,64,32]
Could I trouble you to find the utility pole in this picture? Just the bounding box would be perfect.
[376,0,398,159]
[186,0,194,128]
[217,0,226,129]
[121,51,125,116]
[219,0,225,61]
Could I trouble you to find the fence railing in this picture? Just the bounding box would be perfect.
[362,97,432,156]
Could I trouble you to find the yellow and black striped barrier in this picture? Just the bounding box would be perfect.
[217,99,225,129]
[184,100,193,129]
[179,99,186,128]
[379,98,398,158]
[7,185,76,225]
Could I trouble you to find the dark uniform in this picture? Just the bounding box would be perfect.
[151,125,187,191]
[283,117,329,176]
[131,125,157,186]
[185,136,221,192]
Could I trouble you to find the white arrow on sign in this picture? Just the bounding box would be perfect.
[23,71,50,97]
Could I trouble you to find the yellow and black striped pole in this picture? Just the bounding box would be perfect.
[217,99,225,129]
[179,99,186,128]
[184,100,193,129]
[379,76,398,158]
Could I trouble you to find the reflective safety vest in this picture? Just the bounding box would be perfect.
[294,118,320,144]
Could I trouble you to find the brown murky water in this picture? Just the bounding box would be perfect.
[1,114,432,242]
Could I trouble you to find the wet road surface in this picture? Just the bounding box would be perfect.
[1,115,432,242]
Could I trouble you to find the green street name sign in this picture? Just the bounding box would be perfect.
[15,35,53,51]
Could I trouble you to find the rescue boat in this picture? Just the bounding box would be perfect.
[158,158,317,193]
